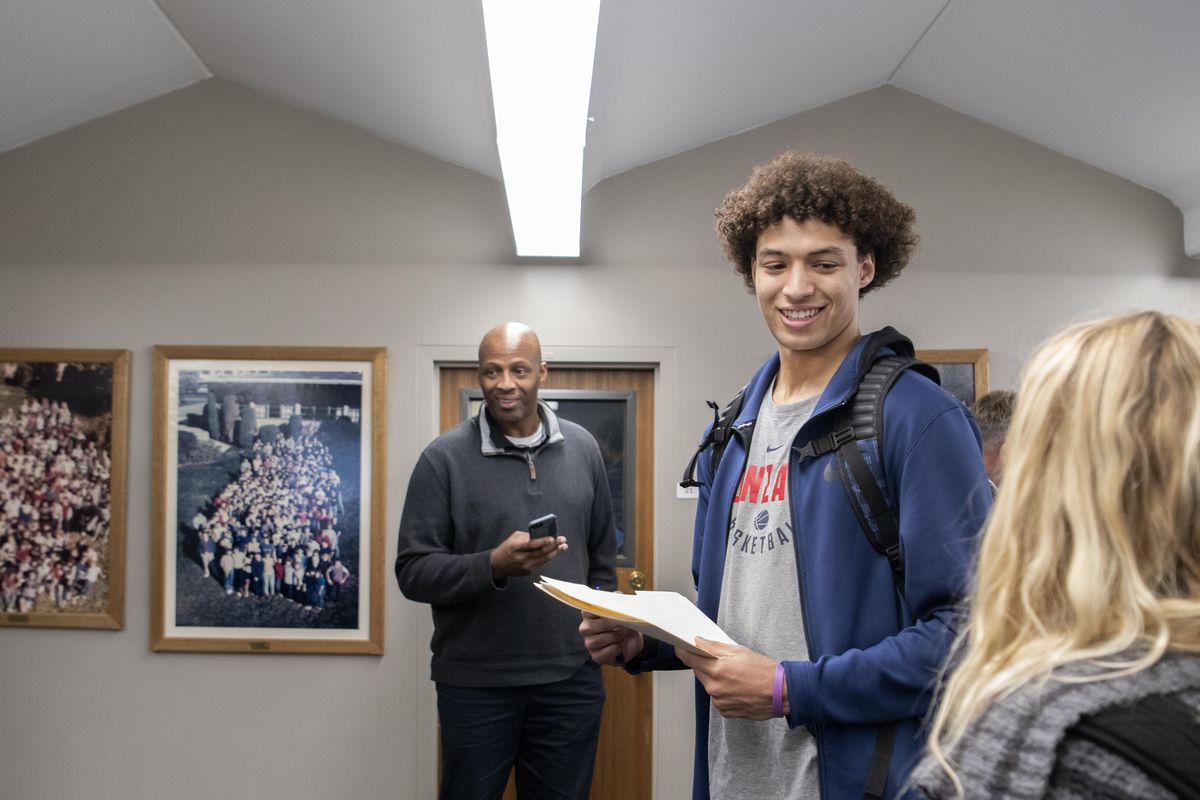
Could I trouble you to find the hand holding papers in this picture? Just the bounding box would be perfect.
[535,576,736,657]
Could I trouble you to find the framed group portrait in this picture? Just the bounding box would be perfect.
[917,349,989,407]
[151,345,386,654]
[0,348,129,630]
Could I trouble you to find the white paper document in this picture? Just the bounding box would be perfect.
[535,575,736,657]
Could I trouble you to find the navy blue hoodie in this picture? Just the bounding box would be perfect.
[634,333,992,799]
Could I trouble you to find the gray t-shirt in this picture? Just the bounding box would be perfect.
[709,386,820,799]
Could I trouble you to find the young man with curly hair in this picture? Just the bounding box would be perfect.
[582,152,992,799]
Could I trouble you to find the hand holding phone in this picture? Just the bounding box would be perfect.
[491,514,566,578]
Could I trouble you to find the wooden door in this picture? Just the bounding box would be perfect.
[438,364,655,800]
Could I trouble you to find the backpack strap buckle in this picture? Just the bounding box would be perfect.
[829,426,856,449]
[794,425,855,463]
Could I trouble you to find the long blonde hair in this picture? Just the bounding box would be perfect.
[926,311,1200,794]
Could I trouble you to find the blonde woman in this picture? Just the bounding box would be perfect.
[911,311,1200,799]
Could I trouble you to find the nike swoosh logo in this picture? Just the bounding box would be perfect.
[766,444,785,453]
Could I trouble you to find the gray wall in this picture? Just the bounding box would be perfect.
[1,78,1196,800]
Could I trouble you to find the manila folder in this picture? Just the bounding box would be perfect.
[535,575,736,657]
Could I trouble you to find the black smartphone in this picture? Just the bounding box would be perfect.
[528,513,557,541]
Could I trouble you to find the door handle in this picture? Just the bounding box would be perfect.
[628,570,646,591]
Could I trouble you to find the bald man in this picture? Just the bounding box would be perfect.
[396,322,617,800]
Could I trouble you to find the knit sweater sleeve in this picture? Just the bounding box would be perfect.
[1047,737,1175,800]
[910,660,1200,799]
[393,449,499,605]
[911,712,1180,800]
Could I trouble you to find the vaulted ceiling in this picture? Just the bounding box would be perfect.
[3,0,1199,254]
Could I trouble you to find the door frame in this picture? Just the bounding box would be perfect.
[412,342,681,800]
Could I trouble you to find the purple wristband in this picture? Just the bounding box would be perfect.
[772,662,786,718]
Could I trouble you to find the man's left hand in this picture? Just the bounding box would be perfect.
[677,638,784,721]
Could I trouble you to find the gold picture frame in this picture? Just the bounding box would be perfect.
[151,346,386,654]
[0,348,130,630]
[916,348,989,407]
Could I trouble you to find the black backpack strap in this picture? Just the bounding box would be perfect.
[1072,693,1200,799]
[790,353,939,590]
[680,386,747,488]
[861,720,899,800]
[839,442,903,592]
[852,327,916,380]
[837,355,937,594]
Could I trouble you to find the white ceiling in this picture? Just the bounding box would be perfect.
[3,0,1199,253]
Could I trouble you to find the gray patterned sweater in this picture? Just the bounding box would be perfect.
[910,653,1200,799]
[395,401,617,688]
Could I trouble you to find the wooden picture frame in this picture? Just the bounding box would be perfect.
[0,348,129,630]
[151,346,386,654]
[916,348,989,407]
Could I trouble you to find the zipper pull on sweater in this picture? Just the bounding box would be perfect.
[526,450,537,480]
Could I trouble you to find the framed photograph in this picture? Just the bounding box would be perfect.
[459,388,638,565]
[151,346,386,654]
[917,349,989,407]
[0,349,129,630]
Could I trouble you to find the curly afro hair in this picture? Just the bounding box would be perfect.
[715,152,918,295]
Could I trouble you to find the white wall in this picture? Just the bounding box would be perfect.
[1,78,1196,800]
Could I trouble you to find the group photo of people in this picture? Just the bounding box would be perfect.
[0,364,116,617]
[170,369,366,632]
[192,435,350,612]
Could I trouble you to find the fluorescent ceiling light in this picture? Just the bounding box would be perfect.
[483,0,601,258]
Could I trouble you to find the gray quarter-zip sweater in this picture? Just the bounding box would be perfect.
[395,400,617,687]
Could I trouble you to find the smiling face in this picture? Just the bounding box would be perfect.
[753,216,875,376]
[477,323,548,438]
